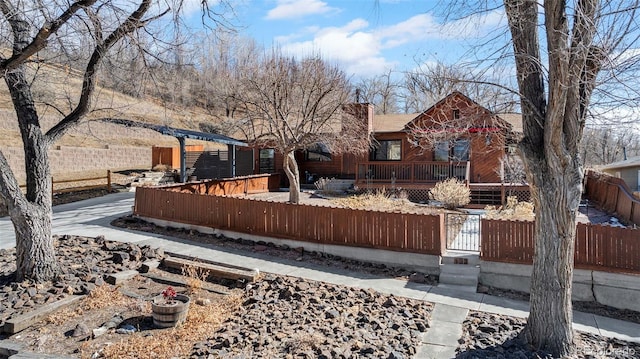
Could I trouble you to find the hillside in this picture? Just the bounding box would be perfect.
[0,63,224,150]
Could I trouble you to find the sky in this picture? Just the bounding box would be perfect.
[184,0,510,79]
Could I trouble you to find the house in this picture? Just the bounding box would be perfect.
[254,92,525,204]
[599,156,640,193]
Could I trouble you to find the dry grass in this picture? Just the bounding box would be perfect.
[181,260,211,296]
[331,190,439,214]
[45,285,135,326]
[485,196,534,221]
[98,293,243,359]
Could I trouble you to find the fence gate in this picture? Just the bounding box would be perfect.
[445,213,481,251]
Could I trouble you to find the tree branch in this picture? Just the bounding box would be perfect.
[0,0,98,74]
[46,0,154,143]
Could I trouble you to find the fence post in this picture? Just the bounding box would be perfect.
[107,170,112,192]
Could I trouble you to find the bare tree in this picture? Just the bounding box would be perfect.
[354,69,401,114]
[233,51,370,203]
[401,60,516,113]
[503,0,640,355]
[414,0,640,355]
[580,126,640,166]
[0,0,231,282]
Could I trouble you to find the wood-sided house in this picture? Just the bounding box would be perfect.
[251,92,524,203]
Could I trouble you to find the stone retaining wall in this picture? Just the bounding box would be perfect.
[480,260,640,312]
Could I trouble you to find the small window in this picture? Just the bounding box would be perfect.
[371,140,401,161]
[259,149,276,173]
[453,109,460,119]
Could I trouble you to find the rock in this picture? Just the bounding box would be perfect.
[72,323,90,337]
[92,326,108,338]
[196,298,212,306]
[26,287,37,297]
[112,252,130,264]
[325,309,340,319]
[116,324,137,334]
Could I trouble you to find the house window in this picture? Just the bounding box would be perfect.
[306,143,332,161]
[453,109,460,119]
[371,140,401,161]
[258,149,276,173]
[434,142,449,162]
[452,140,470,161]
[434,140,470,161]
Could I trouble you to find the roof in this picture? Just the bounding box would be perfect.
[373,113,418,133]
[497,113,523,133]
[600,156,640,170]
[99,119,248,147]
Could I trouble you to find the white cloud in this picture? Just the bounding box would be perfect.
[266,0,337,20]
[278,19,396,76]
[379,10,506,48]
[273,9,506,77]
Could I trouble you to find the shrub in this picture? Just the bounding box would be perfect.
[429,178,470,209]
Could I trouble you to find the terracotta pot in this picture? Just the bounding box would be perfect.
[151,294,190,328]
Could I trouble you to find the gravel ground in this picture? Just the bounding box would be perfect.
[456,311,640,358]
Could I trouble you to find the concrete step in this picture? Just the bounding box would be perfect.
[435,283,479,293]
[439,263,479,288]
[439,271,479,287]
[439,264,480,276]
[441,250,480,266]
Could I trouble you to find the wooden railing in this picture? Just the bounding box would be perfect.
[20,170,112,194]
[134,186,445,255]
[481,219,640,274]
[356,161,469,184]
[584,170,640,226]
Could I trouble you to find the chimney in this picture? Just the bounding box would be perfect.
[355,88,361,103]
[623,146,628,160]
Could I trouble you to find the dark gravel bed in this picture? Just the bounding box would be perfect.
[191,274,432,358]
[479,285,640,325]
[112,215,439,286]
[0,235,164,332]
[456,311,640,358]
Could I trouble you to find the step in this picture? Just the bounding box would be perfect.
[438,271,479,287]
[441,250,480,266]
[439,264,480,276]
[439,263,479,288]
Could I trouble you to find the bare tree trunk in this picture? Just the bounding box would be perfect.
[1,70,59,282]
[521,158,581,355]
[283,151,301,204]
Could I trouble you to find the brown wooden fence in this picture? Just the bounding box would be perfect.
[134,186,445,255]
[482,219,640,274]
[584,170,640,226]
[155,174,280,196]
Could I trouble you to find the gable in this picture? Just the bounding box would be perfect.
[405,91,510,132]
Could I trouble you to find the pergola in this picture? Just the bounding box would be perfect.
[99,119,248,182]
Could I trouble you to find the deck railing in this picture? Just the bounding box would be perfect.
[356,161,469,184]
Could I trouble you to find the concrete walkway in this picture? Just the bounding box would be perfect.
[1,192,640,357]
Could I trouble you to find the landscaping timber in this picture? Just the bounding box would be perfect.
[3,295,84,334]
[162,255,259,282]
